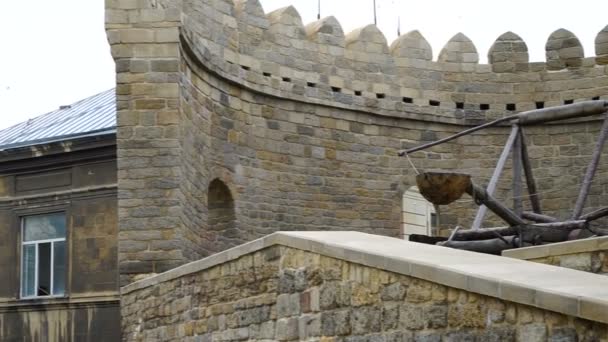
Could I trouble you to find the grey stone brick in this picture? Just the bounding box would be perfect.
[275,318,298,341]
[277,293,300,318]
[399,303,424,330]
[350,306,381,334]
[549,327,578,342]
[381,282,406,301]
[519,323,548,341]
[321,309,351,336]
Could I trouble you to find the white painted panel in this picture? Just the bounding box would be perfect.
[403,224,428,235]
[403,212,427,226]
[402,186,436,238]
[402,197,427,214]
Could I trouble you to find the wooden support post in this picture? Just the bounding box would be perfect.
[513,131,523,216]
[581,206,608,222]
[522,211,558,223]
[466,182,526,227]
[449,220,587,242]
[572,114,608,219]
[471,125,520,229]
[519,128,542,214]
[439,236,518,255]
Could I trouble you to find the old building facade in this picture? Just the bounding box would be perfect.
[105,0,608,285]
[0,90,120,341]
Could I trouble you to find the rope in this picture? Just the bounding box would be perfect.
[403,151,420,175]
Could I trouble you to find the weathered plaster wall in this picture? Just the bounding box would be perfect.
[0,145,120,341]
[106,0,608,283]
[504,236,608,275]
[120,232,608,341]
[0,303,120,342]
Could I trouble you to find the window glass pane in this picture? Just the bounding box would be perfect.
[430,213,438,228]
[38,243,51,296]
[53,241,66,296]
[21,244,36,297]
[24,213,66,241]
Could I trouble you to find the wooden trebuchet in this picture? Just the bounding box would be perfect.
[400,101,608,254]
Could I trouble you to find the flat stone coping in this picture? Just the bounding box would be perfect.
[503,236,608,260]
[122,231,608,324]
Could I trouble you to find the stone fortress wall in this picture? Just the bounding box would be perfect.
[105,0,608,283]
[120,232,608,341]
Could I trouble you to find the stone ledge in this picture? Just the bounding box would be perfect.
[503,236,608,260]
[122,231,608,324]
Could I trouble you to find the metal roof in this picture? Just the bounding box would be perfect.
[0,89,116,151]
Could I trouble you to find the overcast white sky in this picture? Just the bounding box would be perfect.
[0,0,605,130]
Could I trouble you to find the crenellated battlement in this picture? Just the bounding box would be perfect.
[105,0,608,121]
[162,0,608,122]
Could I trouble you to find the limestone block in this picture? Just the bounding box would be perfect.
[305,16,345,47]
[105,9,129,24]
[596,25,608,65]
[518,323,547,341]
[546,29,584,70]
[120,29,155,43]
[345,24,389,54]
[390,30,433,61]
[234,0,269,29]
[438,33,479,64]
[488,31,529,73]
[266,6,305,39]
[276,293,301,317]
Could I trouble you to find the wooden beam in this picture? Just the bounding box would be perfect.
[522,211,558,223]
[471,125,520,229]
[399,101,607,156]
[513,133,523,216]
[572,114,608,219]
[399,116,515,155]
[515,101,608,125]
[450,221,587,242]
[581,206,608,222]
[588,225,608,236]
[439,236,519,255]
[467,181,526,227]
[519,128,542,214]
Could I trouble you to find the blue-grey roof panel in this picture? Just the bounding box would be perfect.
[0,89,116,150]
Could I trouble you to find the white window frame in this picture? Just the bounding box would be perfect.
[20,213,67,299]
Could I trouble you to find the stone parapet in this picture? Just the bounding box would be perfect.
[121,232,608,340]
[504,236,608,275]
